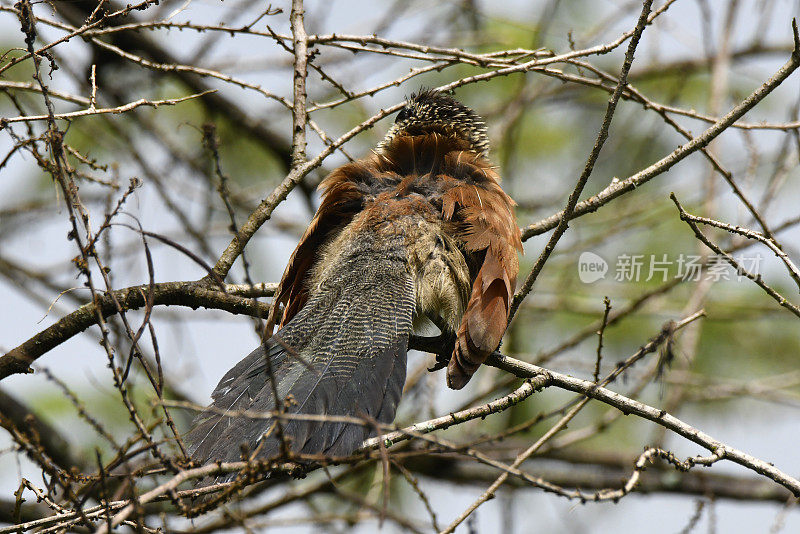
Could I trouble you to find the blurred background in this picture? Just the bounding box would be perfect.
[1,0,799,532]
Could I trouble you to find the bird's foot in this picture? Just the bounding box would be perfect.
[409,330,456,371]
[422,331,456,372]
[427,355,449,372]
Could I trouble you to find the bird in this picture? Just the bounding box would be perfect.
[185,89,521,474]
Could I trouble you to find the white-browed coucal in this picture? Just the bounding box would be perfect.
[186,90,521,472]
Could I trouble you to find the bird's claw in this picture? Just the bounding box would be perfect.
[409,330,455,372]
[427,352,450,372]
[426,331,456,372]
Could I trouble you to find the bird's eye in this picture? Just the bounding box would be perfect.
[395,107,409,124]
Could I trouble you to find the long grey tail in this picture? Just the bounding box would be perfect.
[185,246,414,476]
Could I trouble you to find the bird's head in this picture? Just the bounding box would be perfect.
[377,89,489,158]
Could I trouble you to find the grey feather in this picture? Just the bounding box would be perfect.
[185,238,415,480]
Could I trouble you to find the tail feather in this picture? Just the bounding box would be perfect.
[185,252,414,476]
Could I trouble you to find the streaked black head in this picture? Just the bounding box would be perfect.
[378,89,490,158]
